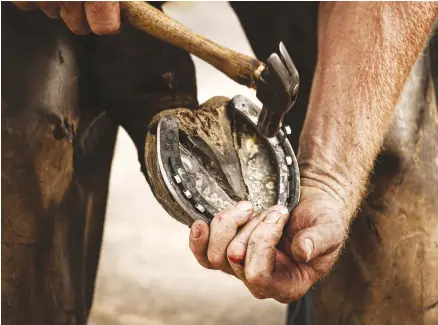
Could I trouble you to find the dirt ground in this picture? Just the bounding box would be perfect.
[88,2,286,325]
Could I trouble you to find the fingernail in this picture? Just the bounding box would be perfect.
[264,211,281,224]
[303,238,313,262]
[191,226,201,239]
[235,201,253,212]
[270,205,289,216]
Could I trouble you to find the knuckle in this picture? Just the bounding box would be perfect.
[251,291,267,300]
[212,213,223,224]
[207,250,225,269]
[227,250,245,265]
[227,239,247,266]
[246,269,268,286]
[213,212,236,226]
[227,241,244,257]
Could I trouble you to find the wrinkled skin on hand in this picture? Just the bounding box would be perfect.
[189,187,346,303]
[190,2,438,305]
[12,1,121,35]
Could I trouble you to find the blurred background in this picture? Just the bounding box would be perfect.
[88,2,286,325]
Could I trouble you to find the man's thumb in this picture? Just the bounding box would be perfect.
[291,223,344,263]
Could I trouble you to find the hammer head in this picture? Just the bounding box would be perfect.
[256,42,299,138]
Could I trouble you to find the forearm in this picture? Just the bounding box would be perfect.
[299,2,438,220]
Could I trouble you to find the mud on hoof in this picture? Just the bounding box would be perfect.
[145,96,299,226]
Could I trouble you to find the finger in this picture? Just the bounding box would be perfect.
[271,250,312,303]
[245,208,290,287]
[246,251,290,301]
[279,42,299,83]
[84,1,120,35]
[227,205,288,279]
[37,1,61,18]
[277,235,294,261]
[12,2,39,10]
[189,220,213,270]
[291,219,345,263]
[207,201,253,271]
[60,2,91,35]
[245,230,313,302]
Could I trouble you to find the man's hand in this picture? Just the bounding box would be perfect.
[189,2,437,303]
[189,186,346,303]
[12,1,121,35]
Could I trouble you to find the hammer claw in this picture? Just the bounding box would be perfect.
[267,54,294,98]
[279,42,299,84]
[256,43,299,138]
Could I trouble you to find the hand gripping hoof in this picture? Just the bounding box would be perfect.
[151,95,300,225]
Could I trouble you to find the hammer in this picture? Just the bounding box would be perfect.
[120,1,299,138]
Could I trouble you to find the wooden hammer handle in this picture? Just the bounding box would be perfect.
[120,1,265,89]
